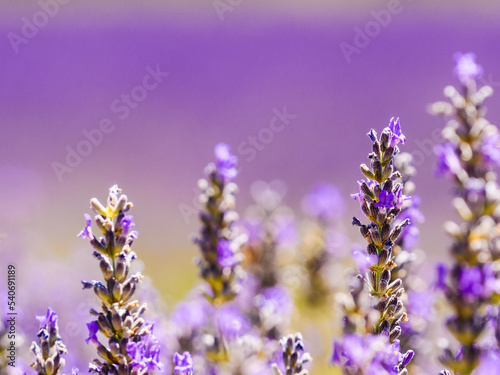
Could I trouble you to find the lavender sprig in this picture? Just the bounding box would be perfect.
[78,185,162,375]
[194,143,246,305]
[271,333,312,375]
[431,53,500,375]
[30,308,70,375]
[335,119,414,374]
[351,119,410,340]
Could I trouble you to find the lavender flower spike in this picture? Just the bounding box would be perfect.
[271,333,312,375]
[336,119,413,374]
[194,143,246,305]
[30,307,69,375]
[353,120,410,341]
[78,185,163,374]
[431,54,500,375]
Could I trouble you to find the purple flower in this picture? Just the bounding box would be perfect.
[127,326,163,373]
[332,334,413,373]
[388,117,406,147]
[454,52,483,84]
[215,304,251,341]
[367,129,378,142]
[215,143,238,182]
[302,183,346,222]
[77,213,93,240]
[85,321,99,345]
[121,215,136,233]
[435,143,462,177]
[375,190,395,210]
[35,307,58,329]
[173,351,194,375]
[217,239,237,268]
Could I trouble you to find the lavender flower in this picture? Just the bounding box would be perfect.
[78,185,163,374]
[271,333,312,375]
[30,308,70,375]
[332,333,413,375]
[194,143,246,305]
[336,119,414,374]
[173,351,194,375]
[431,53,500,375]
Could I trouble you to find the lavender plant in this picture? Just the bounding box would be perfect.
[30,308,74,375]
[193,143,246,305]
[78,185,163,374]
[170,144,276,375]
[431,53,500,374]
[333,118,414,374]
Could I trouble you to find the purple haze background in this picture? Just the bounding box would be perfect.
[1,0,500,370]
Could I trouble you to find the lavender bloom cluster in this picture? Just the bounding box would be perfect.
[334,118,414,374]
[78,185,163,375]
[431,53,500,375]
[30,308,72,375]
[193,143,246,305]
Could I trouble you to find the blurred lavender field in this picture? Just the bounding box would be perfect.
[1,0,500,374]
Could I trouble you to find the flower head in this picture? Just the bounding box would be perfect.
[35,307,58,329]
[375,190,395,210]
[127,328,163,373]
[85,321,99,345]
[388,117,406,147]
[77,213,93,240]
